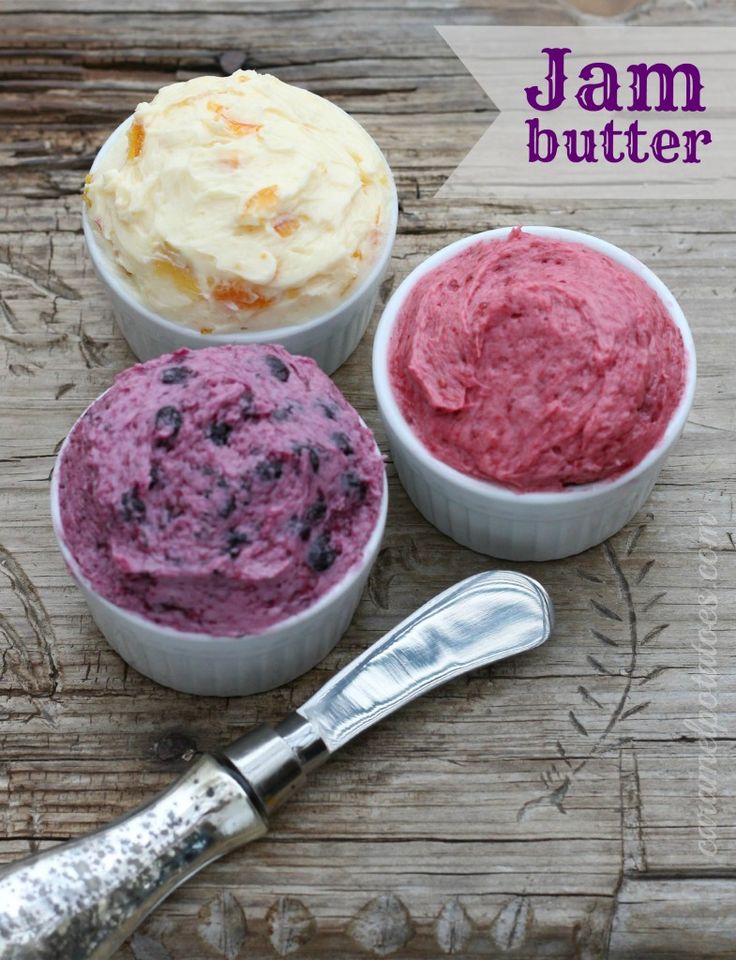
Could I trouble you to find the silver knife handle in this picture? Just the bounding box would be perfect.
[0,754,267,960]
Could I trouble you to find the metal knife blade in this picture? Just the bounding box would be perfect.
[221,570,553,808]
[299,569,552,752]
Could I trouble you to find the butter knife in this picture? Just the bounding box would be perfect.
[0,570,553,960]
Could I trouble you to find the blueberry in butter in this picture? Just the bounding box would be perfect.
[58,344,384,636]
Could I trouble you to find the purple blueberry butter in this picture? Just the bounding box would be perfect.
[57,344,385,637]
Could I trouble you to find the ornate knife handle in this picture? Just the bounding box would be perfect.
[0,755,267,960]
[0,571,553,959]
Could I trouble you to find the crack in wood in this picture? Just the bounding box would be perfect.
[0,543,61,700]
[0,250,80,300]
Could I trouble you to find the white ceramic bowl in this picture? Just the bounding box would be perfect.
[83,116,398,375]
[50,421,388,697]
[373,226,697,562]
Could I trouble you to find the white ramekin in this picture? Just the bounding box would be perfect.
[373,226,697,562]
[50,423,388,697]
[83,115,398,375]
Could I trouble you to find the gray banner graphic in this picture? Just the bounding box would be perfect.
[437,27,734,200]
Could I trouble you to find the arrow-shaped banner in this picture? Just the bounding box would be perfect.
[437,26,735,200]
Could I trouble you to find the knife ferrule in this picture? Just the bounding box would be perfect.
[222,713,329,815]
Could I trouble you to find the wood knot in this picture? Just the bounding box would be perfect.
[153,731,197,763]
[131,933,172,960]
[197,891,247,959]
[348,894,414,956]
[435,897,474,954]
[491,896,533,952]
[266,896,315,956]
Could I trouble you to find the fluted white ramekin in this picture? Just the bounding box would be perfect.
[50,424,388,697]
[373,226,697,562]
[83,115,398,375]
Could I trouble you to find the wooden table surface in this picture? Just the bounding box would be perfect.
[1,2,735,958]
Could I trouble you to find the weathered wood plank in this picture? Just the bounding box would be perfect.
[609,879,736,959]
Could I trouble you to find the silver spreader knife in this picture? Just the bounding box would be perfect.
[0,571,553,960]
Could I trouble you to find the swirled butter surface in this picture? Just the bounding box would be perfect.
[59,344,385,635]
[389,229,686,492]
[85,71,393,332]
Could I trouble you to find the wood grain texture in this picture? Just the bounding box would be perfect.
[1,1,735,957]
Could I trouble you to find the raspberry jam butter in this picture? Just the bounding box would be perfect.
[57,344,385,637]
[389,228,687,492]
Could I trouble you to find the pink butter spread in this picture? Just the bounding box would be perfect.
[389,229,686,492]
[59,344,384,636]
